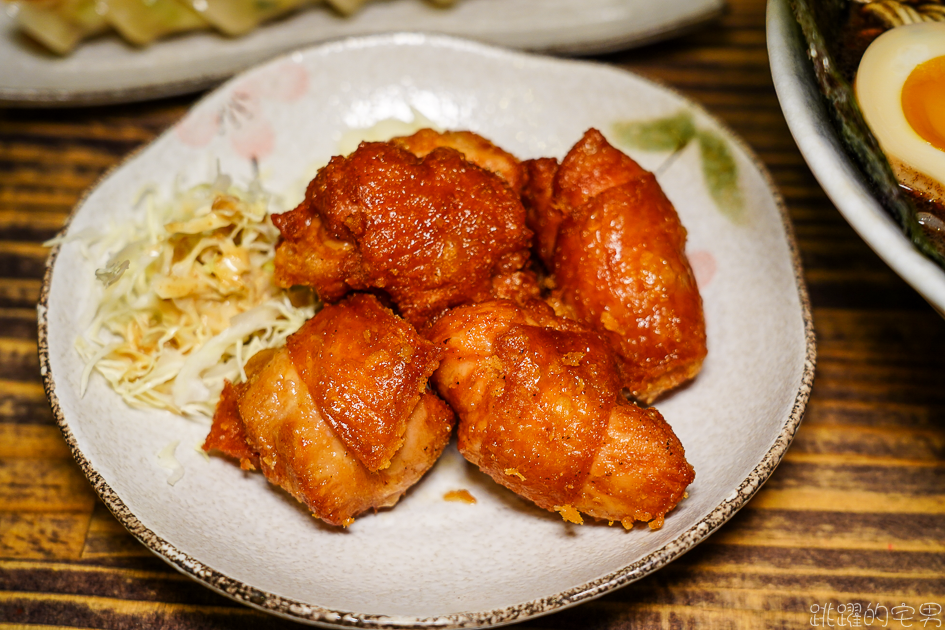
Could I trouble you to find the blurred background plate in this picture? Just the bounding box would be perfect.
[0,0,723,106]
[766,0,945,316]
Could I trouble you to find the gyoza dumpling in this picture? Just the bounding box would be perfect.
[324,0,366,15]
[179,0,315,35]
[12,0,107,54]
[103,0,208,46]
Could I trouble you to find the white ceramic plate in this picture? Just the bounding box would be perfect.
[767,0,945,316]
[40,34,815,628]
[0,0,724,106]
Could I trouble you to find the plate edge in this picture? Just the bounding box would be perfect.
[36,32,819,629]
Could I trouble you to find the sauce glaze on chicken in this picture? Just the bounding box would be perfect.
[205,128,705,529]
[204,293,454,526]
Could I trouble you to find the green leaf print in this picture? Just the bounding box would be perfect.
[696,129,745,223]
[612,111,696,153]
[610,111,745,223]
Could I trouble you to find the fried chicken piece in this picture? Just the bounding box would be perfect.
[203,379,259,469]
[521,157,561,268]
[391,128,524,195]
[529,129,707,404]
[553,128,648,210]
[426,299,694,529]
[272,140,533,328]
[203,294,454,526]
[286,292,446,471]
[489,268,542,305]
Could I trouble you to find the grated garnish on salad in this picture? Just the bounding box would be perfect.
[62,172,316,418]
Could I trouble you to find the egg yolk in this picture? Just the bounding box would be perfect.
[901,55,945,153]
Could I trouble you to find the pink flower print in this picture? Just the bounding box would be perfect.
[173,60,309,158]
[688,249,717,288]
[175,107,221,148]
[235,60,309,103]
[224,90,275,161]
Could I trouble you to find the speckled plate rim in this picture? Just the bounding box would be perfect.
[766,0,945,317]
[37,32,816,629]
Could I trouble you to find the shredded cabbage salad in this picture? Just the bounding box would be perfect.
[67,172,316,418]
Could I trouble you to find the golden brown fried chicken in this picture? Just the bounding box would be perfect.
[521,157,561,268]
[391,128,524,195]
[528,129,707,404]
[426,299,694,529]
[272,139,533,328]
[286,293,446,471]
[203,293,455,527]
[553,128,648,210]
[203,378,260,469]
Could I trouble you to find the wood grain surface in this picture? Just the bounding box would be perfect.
[1,0,944,627]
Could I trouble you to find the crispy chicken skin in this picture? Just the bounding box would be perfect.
[391,128,524,195]
[521,157,561,268]
[203,294,455,527]
[553,128,647,210]
[521,131,647,269]
[426,299,694,529]
[287,293,444,471]
[272,140,533,328]
[529,129,707,404]
[210,128,705,529]
[203,380,258,469]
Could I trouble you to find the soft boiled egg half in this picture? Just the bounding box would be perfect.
[855,21,945,204]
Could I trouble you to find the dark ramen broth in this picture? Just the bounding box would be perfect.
[835,6,884,81]
[836,1,945,79]
[905,188,945,255]
[831,1,945,258]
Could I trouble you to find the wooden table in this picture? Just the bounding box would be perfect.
[2,0,943,627]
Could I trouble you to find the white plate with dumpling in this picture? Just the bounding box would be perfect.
[0,0,724,106]
[767,0,945,316]
[39,33,814,628]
